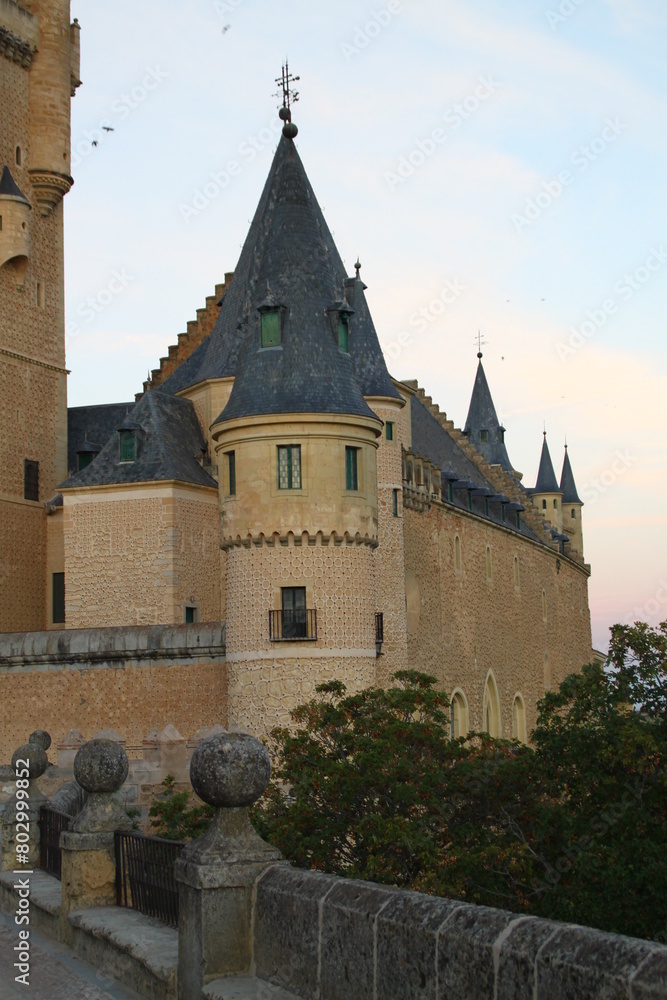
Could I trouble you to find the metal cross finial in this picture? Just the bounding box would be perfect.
[474,330,487,359]
[274,60,300,116]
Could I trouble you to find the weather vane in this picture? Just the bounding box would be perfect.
[474,330,487,358]
[274,60,300,137]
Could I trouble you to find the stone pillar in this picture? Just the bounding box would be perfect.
[175,732,287,998]
[59,739,132,943]
[0,744,48,871]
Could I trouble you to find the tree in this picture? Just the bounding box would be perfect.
[253,623,667,940]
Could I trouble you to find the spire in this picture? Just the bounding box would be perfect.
[463,356,513,472]
[343,266,402,400]
[213,134,378,423]
[533,432,561,493]
[560,443,582,503]
[0,165,30,205]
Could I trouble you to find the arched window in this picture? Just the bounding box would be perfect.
[513,555,520,590]
[512,694,527,743]
[450,690,468,739]
[542,498,547,510]
[483,672,501,738]
[485,546,492,581]
[454,535,462,573]
[15,145,22,167]
[571,508,576,519]
[542,589,547,622]
[544,653,552,691]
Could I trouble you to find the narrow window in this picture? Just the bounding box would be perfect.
[454,535,462,572]
[512,695,527,743]
[501,504,506,523]
[338,313,349,352]
[467,491,472,512]
[24,459,39,501]
[515,511,521,529]
[345,446,359,491]
[513,556,520,590]
[77,451,97,471]
[450,691,468,739]
[52,572,65,624]
[483,674,501,738]
[485,546,492,581]
[0,215,3,232]
[392,488,399,516]
[542,499,547,510]
[184,605,199,624]
[553,499,558,509]
[281,586,307,639]
[385,421,394,441]
[571,508,576,519]
[480,429,488,443]
[484,497,489,517]
[227,451,236,496]
[15,145,22,166]
[447,481,453,503]
[260,309,281,348]
[278,445,301,489]
[36,281,45,309]
[119,429,136,462]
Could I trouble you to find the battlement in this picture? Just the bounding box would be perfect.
[0,0,38,63]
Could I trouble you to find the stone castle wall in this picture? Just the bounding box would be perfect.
[0,623,227,759]
[403,498,592,739]
[0,0,73,632]
[62,484,221,628]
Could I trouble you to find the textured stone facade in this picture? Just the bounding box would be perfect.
[61,484,221,627]
[0,0,75,632]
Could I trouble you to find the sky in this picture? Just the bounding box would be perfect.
[65,0,667,652]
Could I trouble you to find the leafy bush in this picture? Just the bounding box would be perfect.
[148,775,214,841]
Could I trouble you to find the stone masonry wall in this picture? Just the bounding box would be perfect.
[0,2,69,631]
[62,485,221,628]
[0,623,227,759]
[254,866,667,1000]
[225,538,376,736]
[404,499,593,740]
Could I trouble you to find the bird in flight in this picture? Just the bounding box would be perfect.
[91,140,98,147]
[102,126,115,132]
[222,24,231,33]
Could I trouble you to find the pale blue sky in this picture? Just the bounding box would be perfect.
[66,0,667,651]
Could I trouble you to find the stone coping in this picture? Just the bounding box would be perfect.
[0,869,62,916]
[0,623,226,670]
[254,866,667,1000]
[68,906,177,988]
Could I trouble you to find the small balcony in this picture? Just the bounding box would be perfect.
[269,609,317,641]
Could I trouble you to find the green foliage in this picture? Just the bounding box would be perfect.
[253,624,667,940]
[148,775,214,841]
[125,805,142,831]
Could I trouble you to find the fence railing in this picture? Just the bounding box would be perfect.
[114,830,185,927]
[268,608,317,641]
[39,806,72,880]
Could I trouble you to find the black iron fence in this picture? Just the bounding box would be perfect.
[269,608,317,641]
[114,830,184,927]
[39,807,72,880]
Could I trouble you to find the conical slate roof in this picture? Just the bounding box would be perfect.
[560,445,582,503]
[0,165,30,204]
[463,357,513,471]
[161,133,396,420]
[533,433,561,494]
[59,390,216,489]
[343,271,402,400]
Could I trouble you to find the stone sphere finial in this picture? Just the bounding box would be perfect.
[29,730,51,751]
[190,732,271,809]
[74,738,129,794]
[11,743,48,780]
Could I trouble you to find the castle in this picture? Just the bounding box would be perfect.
[0,3,593,754]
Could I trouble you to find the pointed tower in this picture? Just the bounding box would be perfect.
[210,86,385,734]
[463,351,514,473]
[560,443,584,556]
[530,432,563,531]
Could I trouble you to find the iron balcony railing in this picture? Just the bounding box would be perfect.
[115,830,185,928]
[39,806,72,880]
[269,608,317,641]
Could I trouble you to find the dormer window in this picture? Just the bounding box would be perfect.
[338,312,349,353]
[77,451,97,471]
[260,309,281,348]
[480,429,489,443]
[119,429,136,463]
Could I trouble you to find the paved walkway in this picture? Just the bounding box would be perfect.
[0,910,142,1000]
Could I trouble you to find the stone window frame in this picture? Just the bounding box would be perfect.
[450,689,469,739]
[513,555,520,591]
[483,670,502,739]
[485,545,492,582]
[277,444,302,490]
[454,534,462,574]
[512,693,527,743]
